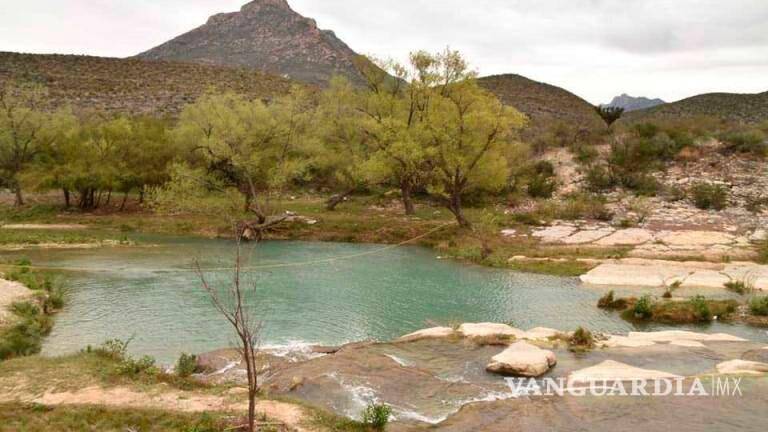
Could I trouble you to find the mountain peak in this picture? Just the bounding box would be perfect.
[137,0,365,86]
[241,0,291,14]
[605,94,666,112]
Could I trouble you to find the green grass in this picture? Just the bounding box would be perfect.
[0,229,113,246]
[0,402,228,432]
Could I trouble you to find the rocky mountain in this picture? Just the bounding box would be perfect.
[136,0,366,87]
[0,52,295,116]
[624,91,768,124]
[605,93,665,112]
[478,74,605,131]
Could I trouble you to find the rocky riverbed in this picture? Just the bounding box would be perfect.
[193,324,768,430]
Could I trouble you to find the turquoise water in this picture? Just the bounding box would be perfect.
[5,236,766,363]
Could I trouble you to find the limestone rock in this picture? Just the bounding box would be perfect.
[600,335,657,348]
[561,228,615,245]
[458,323,526,339]
[626,331,746,343]
[569,360,682,383]
[595,228,654,246]
[523,327,564,341]
[716,359,768,375]
[656,230,735,246]
[486,341,557,377]
[398,327,455,342]
[532,225,578,243]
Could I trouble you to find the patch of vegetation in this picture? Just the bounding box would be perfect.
[719,128,767,157]
[757,239,768,265]
[525,161,558,199]
[597,291,629,310]
[568,327,594,352]
[724,278,754,295]
[0,402,228,432]
[749,296,768,316]
[690,182,728,210]
[175,353,199,378]
[361,403,392,430]
[84,339,203,390]
[0,229,112,246]
[631,295,654,320]
[0,301,53,360]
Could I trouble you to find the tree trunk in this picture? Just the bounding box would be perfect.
[138,187,145,204]
[325,189,354,211]
[62,189,70,208]
[401,181,416,215]
[105,190,112,207]
[13,184,24,207]
[119,192,129,211]
[447,193,471,228]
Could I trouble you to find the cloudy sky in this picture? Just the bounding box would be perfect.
[1,0,766,104]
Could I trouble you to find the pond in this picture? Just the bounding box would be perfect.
[4,236,766,363]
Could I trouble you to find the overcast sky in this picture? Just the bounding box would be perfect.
[1,0,766,104]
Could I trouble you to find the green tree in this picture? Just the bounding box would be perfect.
[0,82,74,206]
[420,50,526,227]
[595,105,624,128]
[155,88,313,239]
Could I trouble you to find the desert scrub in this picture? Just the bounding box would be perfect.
[719,128,767,156]
[0,402,227,432]
[750,296,768,316]
[691,182,728,210]
[175,353,199,377]
[0,301,53,360]
[361,403,392,430]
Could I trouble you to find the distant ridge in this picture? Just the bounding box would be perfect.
[605,93,665,112]
[624,91,768,124]
[136,0,368,86]
[478,74,604,130]
[0,52,295,116]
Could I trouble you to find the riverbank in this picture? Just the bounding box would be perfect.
[4,192,767,283]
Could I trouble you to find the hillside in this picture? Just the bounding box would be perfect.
[625,91,768,124]
[136,0,366,87]
[605,93,665,112]
[0,52,295,116]
[478,74,604,131]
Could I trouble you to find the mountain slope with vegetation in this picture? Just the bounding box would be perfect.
[136,0,367,86]
[625,91,768,124]
[0,52,295,116]
[478,74,605,131]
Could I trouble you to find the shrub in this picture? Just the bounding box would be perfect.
[724,279,753,295]
[633,295,653,319]
[749,296,768,316]
[526,161,557,199]
[584,165,615,192]
[689,295,711,322]
[569,327,594,351]
[719,129,767,156]
[691,183,728,210]
[361,403,392,430]
[0,301,53,360]
[542,193,613,221]
[597,291,629,310]
[176,353,199,378]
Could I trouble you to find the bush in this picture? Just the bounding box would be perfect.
[0,302,53,360]
[540,193,613,221]
[749,296,768,316]
[526,161,557,199]
[597,291,629,310]
[719,129,767,156]
[569,327,594,351]
[724,279,753,295]
[633,295,653,319]
[361,403,391,430]
[689,295,711,322]
[176,353,199,378]
[584,165,615,192]
[691,183,728,210]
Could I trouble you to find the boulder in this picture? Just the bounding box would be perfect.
[486,341,557,377]
[600,335,656,348]
[716,360,768,375]
[458,323,526,339]
[569,360,682,383]
[397,326,455,342]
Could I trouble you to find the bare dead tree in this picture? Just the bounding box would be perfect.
[194,233,262,432]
